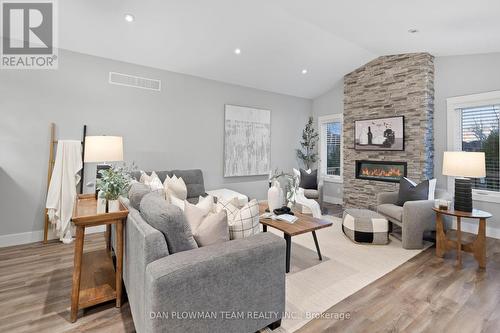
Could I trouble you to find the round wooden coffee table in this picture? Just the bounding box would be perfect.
[432,207,492,269]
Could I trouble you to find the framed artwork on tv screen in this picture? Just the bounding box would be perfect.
[354,116,404,151]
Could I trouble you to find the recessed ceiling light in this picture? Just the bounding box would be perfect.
[301,69,308,74]
[234,48,241,55]
[124,14,135,22]
[408,28,418,34]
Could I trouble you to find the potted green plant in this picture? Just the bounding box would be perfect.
[96,166,132,212]
[296,116,319,169]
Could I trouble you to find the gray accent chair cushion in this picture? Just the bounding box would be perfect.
[303,189,320,199]
[140,192,198,254]
[377,203,403,222]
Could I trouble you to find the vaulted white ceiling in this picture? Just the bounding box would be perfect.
[59,0,500,98]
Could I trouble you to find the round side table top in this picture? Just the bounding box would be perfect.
[432,207,492,219]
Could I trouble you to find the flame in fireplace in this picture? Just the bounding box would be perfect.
[360,167,402,178]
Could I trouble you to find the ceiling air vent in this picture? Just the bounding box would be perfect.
[109,72,161,91]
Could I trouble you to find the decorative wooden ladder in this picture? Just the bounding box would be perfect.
[43,123,87,243]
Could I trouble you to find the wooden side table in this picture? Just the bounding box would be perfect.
[433,207,492,269]
[70,194,128,322]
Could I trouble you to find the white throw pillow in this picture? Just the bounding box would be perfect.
[217,199,260,240]
[194,210,229,247]
[428,178,437,200]
[139,171,164,192]
[170,194,214,214]
[196,195,214,214]
[184,201,229,247]
[170,195,185,211]
[164,175,188,200]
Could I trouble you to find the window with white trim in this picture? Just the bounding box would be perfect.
[319,114,342,182]
[461,105,500,191]
[447,91,500,201]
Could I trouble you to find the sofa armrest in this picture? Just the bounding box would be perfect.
[144,232,286,333]
[403,200,436,229]
[377,191,399,205]
[402,200,437,249]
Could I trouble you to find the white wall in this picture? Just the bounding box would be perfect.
[312,80,344,202]
[0,49,311,243]
[435,52,500,237]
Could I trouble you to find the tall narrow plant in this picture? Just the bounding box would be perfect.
[296,116,319,169]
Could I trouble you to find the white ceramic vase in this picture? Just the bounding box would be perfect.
[268,181,283,212]
[108,199,120,213]
[96,191,107,214]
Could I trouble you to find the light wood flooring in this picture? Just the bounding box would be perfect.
[298,231,500,333]
[1,230,499,333]
[0,233,134,333]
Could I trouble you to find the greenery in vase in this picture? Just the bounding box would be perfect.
[270,169,299,206]
[296,116,319,169]
[96,165,134,201]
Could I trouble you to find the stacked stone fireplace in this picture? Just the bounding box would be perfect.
[343,53,435,208]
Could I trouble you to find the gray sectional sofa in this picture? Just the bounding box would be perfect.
[114,169,286,333]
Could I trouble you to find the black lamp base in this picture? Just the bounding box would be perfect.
[454,178,472,212]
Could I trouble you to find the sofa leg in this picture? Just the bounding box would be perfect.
[268,319,282,330]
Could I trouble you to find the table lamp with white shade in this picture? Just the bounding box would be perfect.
[84,136,124,197]
[442,151,486,212]
[84,136,123,163]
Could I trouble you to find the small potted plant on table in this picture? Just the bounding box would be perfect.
[97,166,132,212]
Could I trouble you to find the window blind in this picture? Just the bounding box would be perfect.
[461,105,500,191]
[325,122,341,176]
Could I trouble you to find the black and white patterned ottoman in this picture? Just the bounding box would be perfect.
[342,209,389,245]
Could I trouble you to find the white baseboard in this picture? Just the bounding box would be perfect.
[0,225,106,248]
[323,195,343,205]
[450,220,500,240]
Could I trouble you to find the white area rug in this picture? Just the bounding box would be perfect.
[266,215,431,332]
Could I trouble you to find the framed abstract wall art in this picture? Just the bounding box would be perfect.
[224,104,271,177]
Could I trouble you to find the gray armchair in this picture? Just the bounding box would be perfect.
[293,168,324,209]
[303,182,324,209]
[376,189,452,249]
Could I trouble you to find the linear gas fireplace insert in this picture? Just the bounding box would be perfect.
[355,160,407,183]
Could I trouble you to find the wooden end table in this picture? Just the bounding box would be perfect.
[433,207,492,269]
[70,194,128,322]
[259,203,332,273]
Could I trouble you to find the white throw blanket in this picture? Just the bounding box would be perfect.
[295,188,322,218]
[46,140,82,243]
